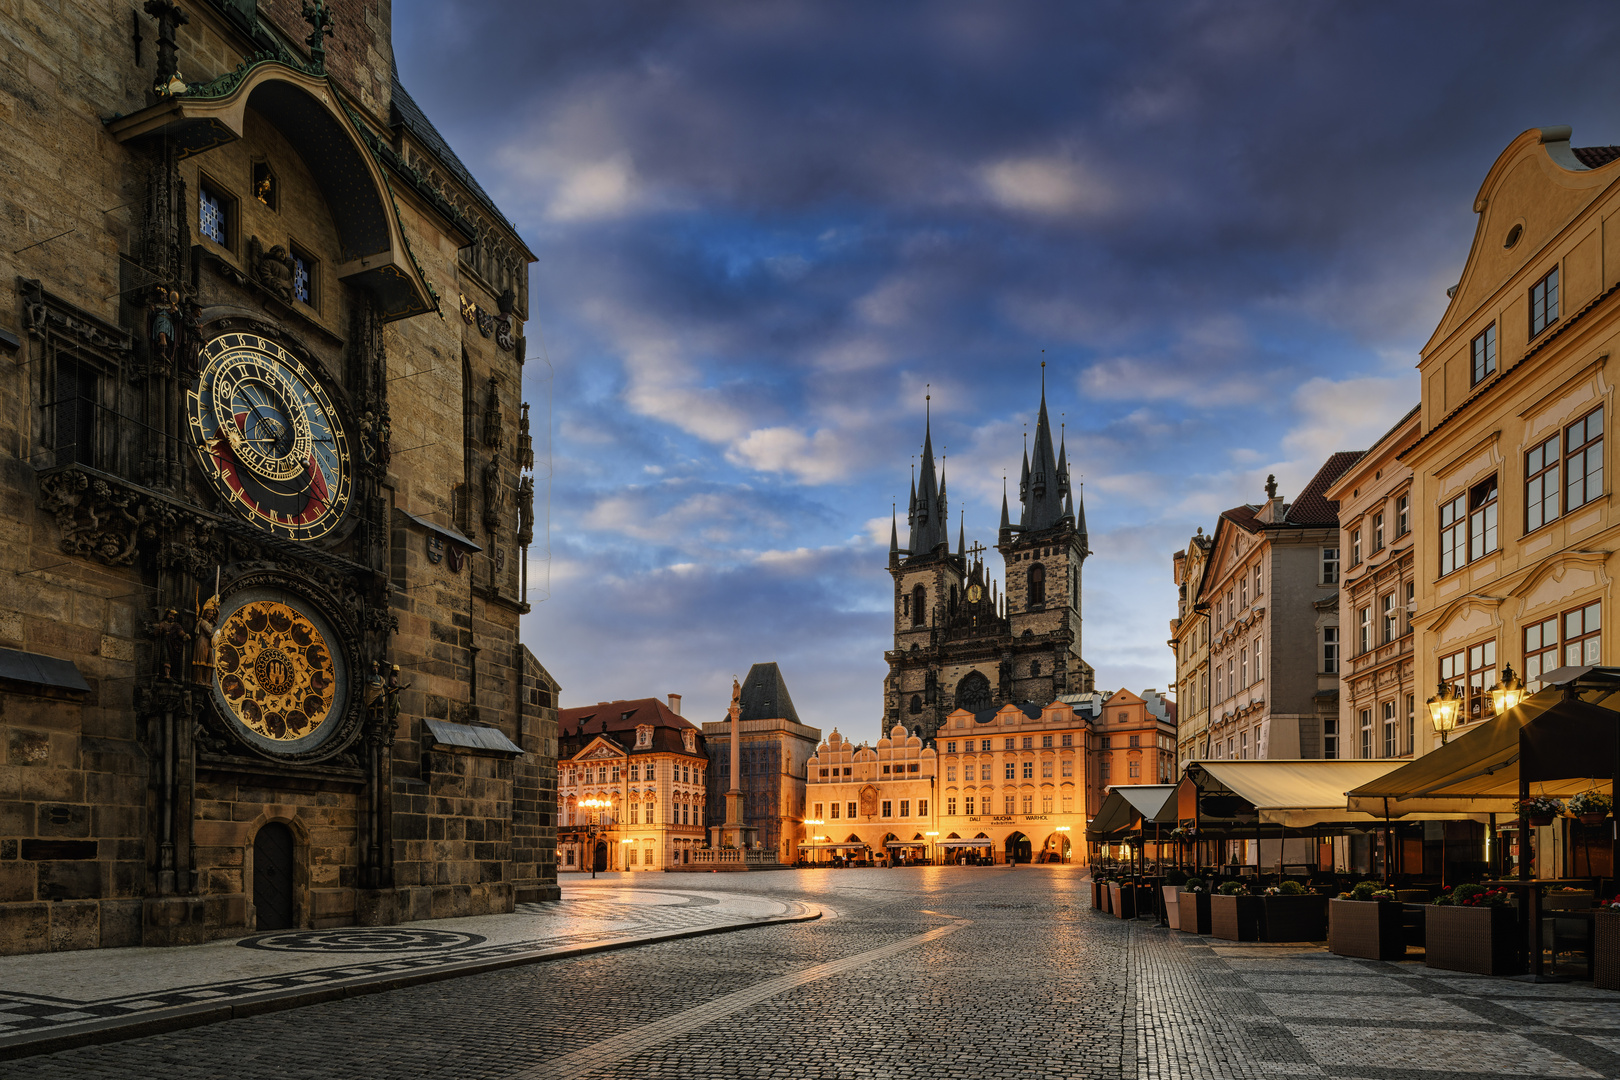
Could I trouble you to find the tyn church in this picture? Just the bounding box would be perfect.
[884,375,1094,741]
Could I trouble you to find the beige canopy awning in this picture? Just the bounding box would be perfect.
[1185,760,1409,828]
[797,842,869,850]
[1346,682,1620,816]
[1086,784,1177,840]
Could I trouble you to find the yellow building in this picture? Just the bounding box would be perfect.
[804,726,939,862]
[1408,126,1620,754]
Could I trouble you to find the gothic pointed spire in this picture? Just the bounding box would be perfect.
[1056,417,1069,498]
[1076,481,1090,555]
[957,512,965,557]
[890,503,899,554]
[1000,476,1011,532]
[908,387,947,556]
[1022,358,1064,531]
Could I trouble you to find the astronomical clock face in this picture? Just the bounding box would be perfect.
[188,333,352,541]
[211,591,349,756]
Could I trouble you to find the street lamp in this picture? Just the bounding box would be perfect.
[579,795,612,878]
[804,819,823,865]
[1490,663,1526,716]
[1427,682,1463,745]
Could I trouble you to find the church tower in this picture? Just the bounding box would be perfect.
[883,372,1093,743]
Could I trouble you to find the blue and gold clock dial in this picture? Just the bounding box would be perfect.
[188,333,352,541]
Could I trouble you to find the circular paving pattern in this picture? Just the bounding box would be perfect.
[238,928,486,953]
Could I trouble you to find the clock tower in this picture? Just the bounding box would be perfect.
[883,372,1093,741]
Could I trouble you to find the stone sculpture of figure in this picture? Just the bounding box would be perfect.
[384,664,406,721]
[517,476,535,546]
[190,596,219,685]
[1265,473,1278,499]
[150,287,178,365]
[150,607,191,680]
[249,237,295,301]
[731,677,741,708]
[364,660,384,713]
[481,458,503,534]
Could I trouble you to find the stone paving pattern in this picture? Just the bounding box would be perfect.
[14,867,1620,1078]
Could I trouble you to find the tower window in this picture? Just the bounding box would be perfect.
[911,584,926,626]
[1027,563,1046,607]
[909,694,922,715]
[1029,660,1040,677]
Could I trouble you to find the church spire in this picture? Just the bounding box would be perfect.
[1000,475,1011,533]
[907,388,948,556]
[890,503,899,554]
[1022,359,1065,532]
[957,511,965,557]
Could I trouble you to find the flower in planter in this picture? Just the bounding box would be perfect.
[1276,880,1307,896]
[1217,881,1247,896]
[1184,876,1205,893]
[1348,880,1386,902]
[1461,886,1513,908]
[1606,894,1620,911]
[1571,791,1612,816]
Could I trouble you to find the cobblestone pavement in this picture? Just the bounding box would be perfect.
[13,866,1620,1078]
[0,878,808,1052]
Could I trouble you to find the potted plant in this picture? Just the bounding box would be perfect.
[1162,870,1188,930]
[1571,790,1613,827]
[1109,877,1137,920]
[1178,876,1212,935]
[1595,894,1620,991]
[1210,880,1264,941]
[1521,795,1565,828]
[1425,883,1523,976]
[1329,880,1405,961]
[1259,880,1328,942]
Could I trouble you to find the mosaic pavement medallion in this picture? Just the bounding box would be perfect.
[237,929,486,953]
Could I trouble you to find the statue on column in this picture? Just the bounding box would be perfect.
[190,595,219,685]
[149,608,190,680]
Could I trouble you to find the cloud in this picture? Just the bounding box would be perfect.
[1282,375,1419,463]
[545,154,642,221]
[979,155,1118,217]
[726,426,859,485]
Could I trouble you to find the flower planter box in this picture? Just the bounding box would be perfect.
[1178,891,1211,935]
[1261,895,1328,942]
[1163,886,1183,930]
[1209,893,1263,941]
[1594,910,1620,991]
[1328,899,1405,960]
[1092,880,1104,911]
[1425,904,1523,976]
[1101,885,1113,914]
[1544,891,1595,911]
[1109,882,1137,920]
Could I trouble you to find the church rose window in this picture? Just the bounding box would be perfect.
[954,671,991,713]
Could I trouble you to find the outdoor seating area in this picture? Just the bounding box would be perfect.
[1086,665,1620,987]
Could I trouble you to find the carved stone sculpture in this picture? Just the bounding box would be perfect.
[481,457,504,534]
[517,476,535,546]
[150,607,191,680]
[249,236,295,301]
[191,596,219,685]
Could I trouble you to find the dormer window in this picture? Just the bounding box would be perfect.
[636,724,653,748]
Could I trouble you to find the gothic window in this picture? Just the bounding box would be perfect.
[198,176,233,248]
[291,246,316,307]
[909,694,922,715]
[955,671,992,713]
[1027,563,1046,606]
[911,584,926,626]
[1029,660,1040,677]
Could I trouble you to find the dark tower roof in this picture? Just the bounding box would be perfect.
[907,402,949,556]
[737,662,802,725]
[1022,369,1066,532]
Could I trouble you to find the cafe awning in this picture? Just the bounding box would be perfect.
[1183,760,1402,828]
[936,839,993,848]
[884,841,928,848]
[1346,678,1620,817]
[797,842,869,850]
[1086,784,1177,840]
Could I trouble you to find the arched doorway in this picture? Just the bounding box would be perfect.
[253,822,296,930]
[1044,833,1072,864]
[593,841,608,872]
[1005,831,1031,865]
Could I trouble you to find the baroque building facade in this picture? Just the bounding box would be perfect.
[1199,460,1355,760]
[1324,406,1421,761]
[557,697,709,872]
[701,662,821,865]
[1409,126,1620,752]
[1169,529,1213,766]
[883,377,1094,741]
[0,0,556,952]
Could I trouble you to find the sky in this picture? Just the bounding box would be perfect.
[393,1,1620,741]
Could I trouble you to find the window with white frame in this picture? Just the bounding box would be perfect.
[1471,323,1497,385]
[1381,593,1398,645]
[947,797,957,815]
[1373,511,1385,553]
[1322,547,1340,584]
[1527,433,1561,532]
[1381,700,1397,758]
[1404,694,1415,754]
[1350,529,1362,567]
[1359,606,1372,654]
[1359,709,1373,759]
[1566,407,1603,512]
[1565,601,1602,668]
[1396,494,1410,536]
[1324,716,1339,759]
[1441,639,1497,724]
[1469,476,1498,562]
[1323,627,1339,673]
[1254,637,1263,679]
[1440,492,1466,576]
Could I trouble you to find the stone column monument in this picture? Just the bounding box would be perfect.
[709,678,759,850]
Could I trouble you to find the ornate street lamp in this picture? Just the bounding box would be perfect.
[1427,682,1463,745]
[579,795,612,878]
[1489,663,1527,716]
[804,818,823,865]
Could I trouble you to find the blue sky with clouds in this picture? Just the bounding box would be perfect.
[394,1,1620,739]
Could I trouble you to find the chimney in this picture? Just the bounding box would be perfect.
[667,693,682,716]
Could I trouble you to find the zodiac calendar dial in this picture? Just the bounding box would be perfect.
[212,595,347,754]
[188,333,352,541]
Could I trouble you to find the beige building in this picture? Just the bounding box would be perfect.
[1408,126,1620,751]
[1199,461,1357,760]
[805,726,939,861]
[1325,406,1422,760]
[1170,530,1214,764]
[557,698,710,871]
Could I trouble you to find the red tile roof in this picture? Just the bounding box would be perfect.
[1285,451,1363,525]
[1574,146,1620,168]
[558,697,704,757]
